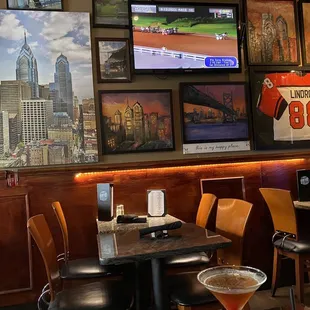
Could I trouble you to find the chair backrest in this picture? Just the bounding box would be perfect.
[52,201,69,261]
[27,215,61,301]
[259,188,298,237]
[216,198,253,266]
[196,193,217,228]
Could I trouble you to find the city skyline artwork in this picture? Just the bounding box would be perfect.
[100,90,175,154]
[0,10,98,167]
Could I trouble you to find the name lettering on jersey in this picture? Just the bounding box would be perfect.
[278,87,310,104]
[290,90,310,99]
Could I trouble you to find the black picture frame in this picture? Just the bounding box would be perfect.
[179,82,252,146]
[7,0,63,11]
[93,0,129,28]
[299,0,310,66]
[244,0,300,66]
[249,66,310,150]
[95,38,132,83]
[99,89,175,155]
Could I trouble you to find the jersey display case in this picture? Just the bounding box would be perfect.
[250,67,310,150]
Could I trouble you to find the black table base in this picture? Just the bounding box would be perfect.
[151,258,170,310]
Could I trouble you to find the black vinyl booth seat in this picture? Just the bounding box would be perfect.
[49,281,133,310]
[165,252,210,268]
[60,257,122,279]
[273,238,310,254]
[169,272,216,306]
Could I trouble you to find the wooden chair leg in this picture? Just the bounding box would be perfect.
[295,255,304,304]
[271,248,282,297]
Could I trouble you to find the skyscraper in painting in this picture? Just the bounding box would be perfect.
[21,99,53,144]
[54,54,73,120]
[16,33,39,98]
[0,10,98,167]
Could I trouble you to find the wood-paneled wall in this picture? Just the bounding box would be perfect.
[0,156,309,306]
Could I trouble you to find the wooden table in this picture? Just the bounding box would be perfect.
[97,215,231,310]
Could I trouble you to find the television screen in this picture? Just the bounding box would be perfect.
[130,2,241,73]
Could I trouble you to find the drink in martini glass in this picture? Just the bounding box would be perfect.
[197,266,267,310]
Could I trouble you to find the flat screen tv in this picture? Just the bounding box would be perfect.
[129,1,241,74]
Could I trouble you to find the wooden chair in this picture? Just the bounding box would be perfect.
[52,201,120,280]
[260,188,310,303]
[168,198,253,310]
[27,214,133,310]
[216,198,253,266]
[165,194,217,268]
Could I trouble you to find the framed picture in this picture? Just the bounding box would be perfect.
[99,89,175,154]
[180,82,251,154]
[93,0,129,28]
[7,0,63,10]
[300,0,310,65]
[0,10,98,168]
[95,38,131,83]
[250,66,310,150]
[245,0,300,65]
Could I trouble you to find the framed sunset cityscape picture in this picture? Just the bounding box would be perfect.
[99,90,174,154]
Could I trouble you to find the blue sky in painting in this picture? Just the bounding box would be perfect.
[0,10,94,100]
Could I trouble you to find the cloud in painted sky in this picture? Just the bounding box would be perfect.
[0,12,31,40]
[0,10,94,100]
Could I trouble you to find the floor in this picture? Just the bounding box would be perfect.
[249,285,310,310]
[2,286,310,309]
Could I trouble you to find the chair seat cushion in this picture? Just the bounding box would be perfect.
[60,257,122,279]
[165,252,210,268]
[274,239,310,254]
[49,280,132,310]
[168,271,216,306]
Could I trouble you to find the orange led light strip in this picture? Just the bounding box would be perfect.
[74,158,305,181]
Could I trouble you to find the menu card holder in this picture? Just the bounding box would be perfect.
[97,183,114,221]
[147,189,167,217]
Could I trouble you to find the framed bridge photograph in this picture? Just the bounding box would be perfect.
[180,82,251,154]
[250,66,310,150]
[245,0,300,65]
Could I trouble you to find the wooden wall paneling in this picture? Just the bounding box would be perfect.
[200,176,246,199]
[0,188,32,295]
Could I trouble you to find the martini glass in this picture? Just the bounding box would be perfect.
[197,265,267,310]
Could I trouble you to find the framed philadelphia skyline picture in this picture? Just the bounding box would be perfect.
[99,89,175,154]
[95,38,131,83]
[180,82,251,154]
[7,0,63,10]
[250,66,310,150]
[245,0,300,65]
[0,10,98,167]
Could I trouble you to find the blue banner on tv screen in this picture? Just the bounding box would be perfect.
[205,57,238,68]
